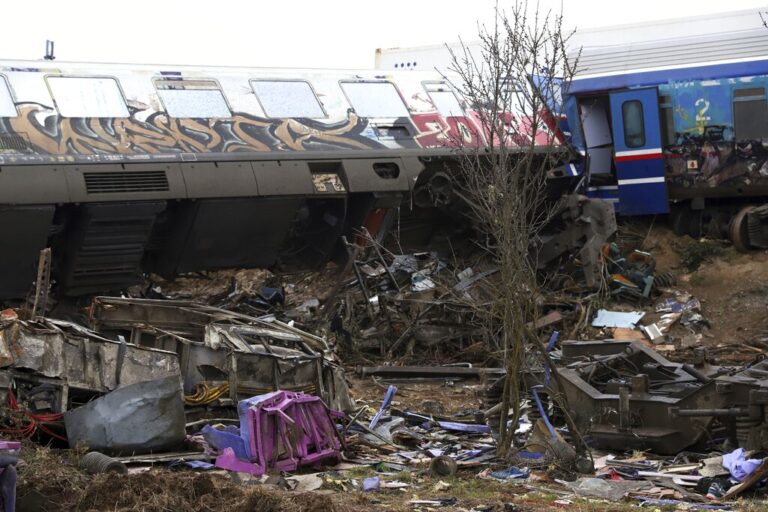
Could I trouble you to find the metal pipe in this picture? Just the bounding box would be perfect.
[531,385,556,439]
[359,366,505,378]
[618,386,630,431]
[674,408,747,417]
[81,451,128,475]
[681,364,712,384]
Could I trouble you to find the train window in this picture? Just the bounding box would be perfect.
[622,100,645,148]
[250,80,325,118]
[733,87,768,140]
[340,82,410,118]
[659,95,676,146]
[429,91,463,117]
[422,83,464,118]
[47,77,128,118]
[155,79,231,118]
[0,77,16,117]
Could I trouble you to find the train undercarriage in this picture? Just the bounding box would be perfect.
[669,197,768,253]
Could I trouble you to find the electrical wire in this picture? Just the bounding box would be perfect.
[0,389,67,441]
[184,382,230,406]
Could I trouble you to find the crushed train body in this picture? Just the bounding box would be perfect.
[0,298,352,428]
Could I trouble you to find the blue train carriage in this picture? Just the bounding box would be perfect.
[562,26,768,251]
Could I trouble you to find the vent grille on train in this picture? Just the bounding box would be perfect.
[84,171,169,194]
[0,134,29,152]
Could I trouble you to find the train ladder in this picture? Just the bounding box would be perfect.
[27,247,52,318]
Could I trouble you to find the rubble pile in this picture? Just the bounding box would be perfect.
[0,226,766,510]
[327,250,498,359]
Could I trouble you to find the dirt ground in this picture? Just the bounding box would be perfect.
[12,223,768,511]
[641,224,768,346]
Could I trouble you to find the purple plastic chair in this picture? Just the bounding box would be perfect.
[215,391,343,476]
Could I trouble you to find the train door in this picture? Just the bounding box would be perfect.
[579,96,613,176]
[608,89,669,215]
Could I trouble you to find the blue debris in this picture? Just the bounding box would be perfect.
[436,421,491,434]
[722,448,762,482]
[490,467,530,480]
[370,385,397,429]
[363,476,381,491]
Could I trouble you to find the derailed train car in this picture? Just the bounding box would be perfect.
[0,59,507,299]
[378,10,768,251]
[564,23,768,250]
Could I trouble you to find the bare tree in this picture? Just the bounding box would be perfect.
[444,1,580,456]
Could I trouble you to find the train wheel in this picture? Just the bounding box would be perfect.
[729,205,754,253]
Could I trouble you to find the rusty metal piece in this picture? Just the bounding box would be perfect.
[552,341,768,454]
[536,195,618,288]
[429,455,458,477]
[81,452,128,475]
[359,365,505,379]
[27,248,52,318]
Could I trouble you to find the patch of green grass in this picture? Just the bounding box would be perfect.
[679,240,726,272]
[346,465,376,479]
[388,470,417,483]
[437,476,510,501]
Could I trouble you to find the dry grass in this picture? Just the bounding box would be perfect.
[16,445,364,512]
[76,471,362,512]
[17,445,91,511]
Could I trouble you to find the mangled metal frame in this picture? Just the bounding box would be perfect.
[554,340,768,454]
[89,297,353,411]
[0,315,180,413]
[0,297,352,418]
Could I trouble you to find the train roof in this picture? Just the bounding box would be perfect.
[568,8,768,94]
[374,7,768,95]
[0,58,448,77]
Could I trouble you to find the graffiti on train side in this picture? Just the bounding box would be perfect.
[0,103,396,157]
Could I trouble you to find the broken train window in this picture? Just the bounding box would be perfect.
[47,76,129,118]
[340,81,410,118]
[733,87,768,140]
[659,95,676,146]
[155,79,232,118]
[251,80,326,118]
[423,82,464,118]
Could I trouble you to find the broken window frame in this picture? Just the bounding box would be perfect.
[46,75,130,118]
[153,78,233,119]
[659,94,676,146]
[250,79,327,119]
[339,80,410,119]
[733,87,768,140]
[422,81,465,118]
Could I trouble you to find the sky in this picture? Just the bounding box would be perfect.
[0,1,766,69]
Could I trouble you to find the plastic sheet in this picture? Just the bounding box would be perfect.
[722,448,762,482]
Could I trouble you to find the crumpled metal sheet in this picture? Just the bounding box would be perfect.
[591,309,645,329]
[64,375,186,454]
[0,320,179,393]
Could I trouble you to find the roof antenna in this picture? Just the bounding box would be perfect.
[44,40,55,61]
